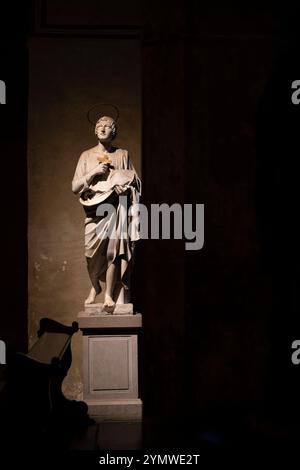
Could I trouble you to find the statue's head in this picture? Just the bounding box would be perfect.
[95,116,117,142]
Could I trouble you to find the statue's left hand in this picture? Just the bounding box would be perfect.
[115,185,130,195]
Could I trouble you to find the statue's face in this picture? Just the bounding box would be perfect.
[96,119,115,142]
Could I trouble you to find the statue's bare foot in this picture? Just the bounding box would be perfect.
[85,287,97,304]
[103,294,115,313]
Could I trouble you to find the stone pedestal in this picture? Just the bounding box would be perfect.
[78,311,142,421]
[84,303,134,315]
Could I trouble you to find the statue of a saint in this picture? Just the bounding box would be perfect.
[72,116,141,312]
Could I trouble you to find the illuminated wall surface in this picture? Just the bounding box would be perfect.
[27,37,141,398]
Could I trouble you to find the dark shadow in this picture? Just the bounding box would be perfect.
[1,318,94,451]
[255,14,300,427]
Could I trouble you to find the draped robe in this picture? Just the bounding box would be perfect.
[72,145,141,295]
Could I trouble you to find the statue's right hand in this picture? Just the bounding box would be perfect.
[92,163,109,175]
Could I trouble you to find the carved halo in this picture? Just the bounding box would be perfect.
[87,103,120,126]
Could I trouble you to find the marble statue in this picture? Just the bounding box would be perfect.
[72,116,141,312]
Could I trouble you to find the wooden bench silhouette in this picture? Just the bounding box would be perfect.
[7,318,92,442]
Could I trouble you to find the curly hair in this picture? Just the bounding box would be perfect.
[95,116,117,139]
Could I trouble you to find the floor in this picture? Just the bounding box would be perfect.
[68,420,142,450]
